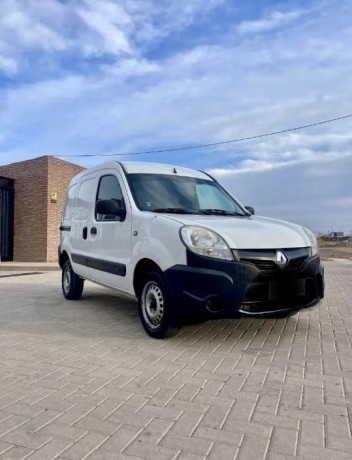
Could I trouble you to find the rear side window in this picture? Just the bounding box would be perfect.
[96,175,126,221]
[76,178,95,220]
[63,184,77,221]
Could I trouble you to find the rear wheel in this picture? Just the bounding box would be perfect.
[138,271,180,339]
[62,259,84,300]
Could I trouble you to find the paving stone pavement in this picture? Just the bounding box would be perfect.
[0,260,351,460]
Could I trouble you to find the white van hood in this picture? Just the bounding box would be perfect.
[162,214,311,249]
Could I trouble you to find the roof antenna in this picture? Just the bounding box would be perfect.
[173,167,177,174]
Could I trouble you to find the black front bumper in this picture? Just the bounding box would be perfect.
[164,250,324,319]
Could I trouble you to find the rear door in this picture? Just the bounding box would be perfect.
[87,170,133,293]
[69,174,97,279]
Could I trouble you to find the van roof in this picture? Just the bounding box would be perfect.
[120,161,209,179]
[71,161,211,182]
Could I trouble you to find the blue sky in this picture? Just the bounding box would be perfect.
[0,0,351,233]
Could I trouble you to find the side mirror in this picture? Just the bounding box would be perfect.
[245,206,255,215]
[96,199,126,220]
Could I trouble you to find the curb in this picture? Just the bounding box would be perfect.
[0,264,60,272]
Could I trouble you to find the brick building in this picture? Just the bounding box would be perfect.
[0,156,84,262]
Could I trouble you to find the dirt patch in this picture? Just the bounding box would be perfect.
[319,246,352,260]
[318,237,352,259]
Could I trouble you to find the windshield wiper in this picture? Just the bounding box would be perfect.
[152,207,246,216]
[199,208,245,216]
[152,207,204,214]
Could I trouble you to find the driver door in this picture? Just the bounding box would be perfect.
[87,171,132,293]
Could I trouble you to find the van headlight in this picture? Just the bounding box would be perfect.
[303,227,319,257]
[180,226,234,261]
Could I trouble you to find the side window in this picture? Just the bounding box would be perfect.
[76,178,95,220]
[96,175,126,221]
[63,184,77,221]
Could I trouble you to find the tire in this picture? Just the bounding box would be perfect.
[138,271,180,339]
[62,259,84,300]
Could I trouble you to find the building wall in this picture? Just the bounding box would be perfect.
[0,156,84,262]
[0,157,49,261]
[47,157,83,262]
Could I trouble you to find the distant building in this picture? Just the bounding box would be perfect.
[325,231,349,243]
[0,156,84,262]
[329,232,346,241]
[330,232,344,238]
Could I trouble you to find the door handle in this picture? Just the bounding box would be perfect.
[82,227,88,240]
[90,227,97,235]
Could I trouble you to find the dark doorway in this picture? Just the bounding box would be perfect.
[0,177,15,261]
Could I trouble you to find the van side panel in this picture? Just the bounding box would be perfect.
[130,213,187,274]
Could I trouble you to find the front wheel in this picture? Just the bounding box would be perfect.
[62,259,84,300]
[138,271,180,339]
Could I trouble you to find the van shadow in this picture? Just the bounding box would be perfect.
[0,279,314,352]
[76,289,314,354]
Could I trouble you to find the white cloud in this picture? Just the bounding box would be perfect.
[0,0,225,75]
[0,53,17,74]
[2,8,65,50]
[210,153,352,234]
[237,9,305,35]
[329,197,352,207]
[210,150,352,175]
[76,0,134,56]
[0,0,66,51]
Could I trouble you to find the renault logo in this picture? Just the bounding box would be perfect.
[275,250,288,269]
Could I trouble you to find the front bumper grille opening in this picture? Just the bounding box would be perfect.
[287,256,309,271]
[305,278,315,296]
[241,259,278,275]
[243,282,267,301]
[242,277,317,306]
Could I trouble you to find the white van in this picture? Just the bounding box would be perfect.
[59,161,324,338]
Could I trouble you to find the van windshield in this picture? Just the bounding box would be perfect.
[126,173,247,216]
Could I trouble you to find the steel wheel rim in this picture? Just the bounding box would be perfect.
[63,265,71,294]
[141,281,164,329]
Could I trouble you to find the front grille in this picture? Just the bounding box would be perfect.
[236,248,310,275]
[241,259,278,275]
